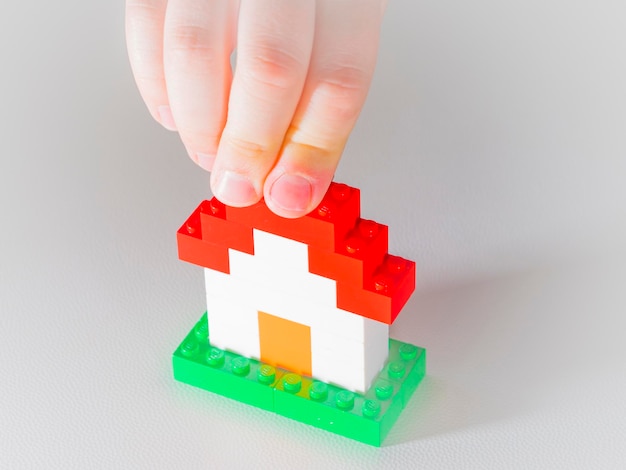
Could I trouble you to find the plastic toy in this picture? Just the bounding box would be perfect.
[173,182,426,446]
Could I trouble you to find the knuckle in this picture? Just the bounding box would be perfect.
[225,134,272,161]
[316,65,370,121]
[240,44,304,91]
[323,64,370,92]
[286,125,337,157]
[166,24,219,60]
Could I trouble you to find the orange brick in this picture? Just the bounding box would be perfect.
[258,311,312,377]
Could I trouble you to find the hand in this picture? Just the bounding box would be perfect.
[126,0,387,218]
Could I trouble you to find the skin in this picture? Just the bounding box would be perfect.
[126,0,387,218]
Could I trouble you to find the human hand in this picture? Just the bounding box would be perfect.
[126,0,386,218]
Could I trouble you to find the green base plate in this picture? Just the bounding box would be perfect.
[173,313,426,446]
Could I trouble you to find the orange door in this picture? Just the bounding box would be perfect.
[258,311,312,376]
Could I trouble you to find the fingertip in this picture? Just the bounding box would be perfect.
[265,172,313,218]
[186,148,216,172]
[264,171,333,219]
[211,170,261,207]
[196,152,216,172]
[157,105,177,131]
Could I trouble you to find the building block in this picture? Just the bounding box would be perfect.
[205,304,261,361]
[176,199,255,271]
[273,338,425,446]
[311,325,389,393]
[273,376,403,447]
[258,311,312,377]
[173,313,282,411]
[176,209,230,273]
[306,182,362,244]
[385,340,427,407]
[247,229,311,275]
[308,219,389,287]
[227,231,333,297]
[311,347,383,394]
[172,312,426,446]
[197,198,255,255]
[336,255,417,324]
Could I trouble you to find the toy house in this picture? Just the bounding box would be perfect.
[173,182,426,445]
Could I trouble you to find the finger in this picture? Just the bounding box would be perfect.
[125,0,175,130]
[210,0,315,207]
[163,0,237,170]
[264,0,386,218]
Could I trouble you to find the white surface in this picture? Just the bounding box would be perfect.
[1,1,626,469]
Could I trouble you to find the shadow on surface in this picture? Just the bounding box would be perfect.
[385,261,616,444]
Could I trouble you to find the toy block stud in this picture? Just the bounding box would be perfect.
[177,204,230,273]
[200,198,255,255]
[337,255,416,324]
[173,314,283,411]
[308,219,389,287]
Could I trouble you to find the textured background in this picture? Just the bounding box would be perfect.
[1,1,625,468]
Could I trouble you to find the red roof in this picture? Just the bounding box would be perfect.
[177,182,415,325]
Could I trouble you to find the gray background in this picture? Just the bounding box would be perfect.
[1,1,625,469]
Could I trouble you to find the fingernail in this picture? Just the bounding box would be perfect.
[268,173,312,213]
[158,105,177,131]
[213,171,257,206]
[196,153,215,172]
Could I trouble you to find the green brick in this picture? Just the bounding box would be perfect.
[272,339,425,446]
[384,340,426,407]
[173,313,282,411]
[172,312,426,446]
